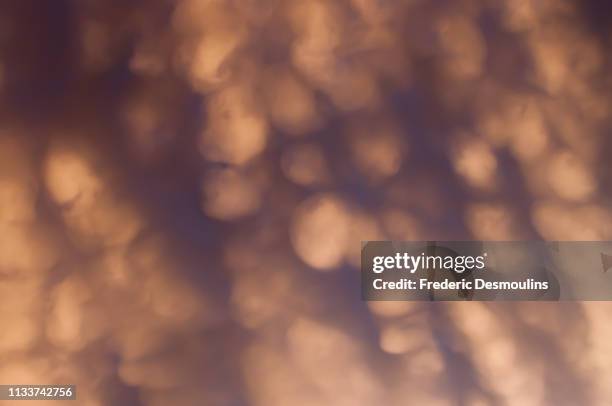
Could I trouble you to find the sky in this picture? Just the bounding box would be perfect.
[0,0,612,405]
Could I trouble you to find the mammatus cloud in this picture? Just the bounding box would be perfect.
[0,0,611,404]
